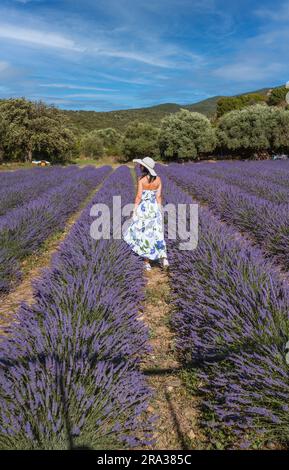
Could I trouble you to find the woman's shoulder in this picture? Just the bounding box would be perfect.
[155,175,162,186]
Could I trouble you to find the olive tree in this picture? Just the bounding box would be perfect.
[267,86,288,107]
[95,128,122,156]
[79,130,104,159]
[158,109,216,160]
[216,94,267,118]
[0,98,75,162]
[216,104,289,158]
[121,121,160,161]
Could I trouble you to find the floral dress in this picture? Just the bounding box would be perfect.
[123,189,167,260]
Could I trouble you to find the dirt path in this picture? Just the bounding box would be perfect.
[140,266,204,450]
[129,166,203,450]
[0,173,112,332]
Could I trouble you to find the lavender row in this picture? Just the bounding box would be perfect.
[157,165,289,448]
[0,166,79,191]
[191,165,289,205]
[166,163,289,270]
[0,167,80,217]
[0,166,110,295]
[193,160,289,189]
[0,166,152,450]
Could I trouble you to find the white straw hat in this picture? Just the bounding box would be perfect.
[132,157,157,177]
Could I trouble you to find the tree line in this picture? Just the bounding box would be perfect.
[0,98,75,163]
[0,91,288,164]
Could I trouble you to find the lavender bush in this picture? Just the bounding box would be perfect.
[166,162,289,270]
[194,167,289,205]
[157,164,289,448]
[0,167,82,217]
[0,166,110,295]
[191,160,289,189]
[198,345,289,448]
[0,166,152,450]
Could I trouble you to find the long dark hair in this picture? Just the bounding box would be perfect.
[139,165,157,183]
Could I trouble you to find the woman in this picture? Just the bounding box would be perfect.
[123,157,169,272]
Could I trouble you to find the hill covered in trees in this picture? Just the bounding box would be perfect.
[63,96,225,133]
[63,87,276,134]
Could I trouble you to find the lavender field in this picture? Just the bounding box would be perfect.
[0,166,152,450]
[0,166,110,295]
[158,162,289,449]
[0,161,289,450]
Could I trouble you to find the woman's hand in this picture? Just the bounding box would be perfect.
[132,207,138,219]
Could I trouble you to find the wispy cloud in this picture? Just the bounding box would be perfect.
[63,93,125,99]
[92,47,172,68]
[1,0,287,110]
[96,73,154,85]
[0,61,10,72]
[39,83,117,91]
[14,0,38,3]
[255,1,289,21]
[0,23,84,51]
[0,22,186,68]
[214,62,284,81]
[14,0,36,3]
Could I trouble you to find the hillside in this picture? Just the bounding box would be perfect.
[63,87,274,134]
[184,96,222,116]
[63,103,182,134]
[63,99,223,134]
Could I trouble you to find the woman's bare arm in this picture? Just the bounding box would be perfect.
[134,178,143,209]
[156,178,162,205]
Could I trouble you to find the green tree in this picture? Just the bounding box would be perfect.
[216,94,267,118]
[121,121,160,161]
[158,109,216,160]
[216,104,289,158]
[267,86,288,107]
[0,117,8,162]
[267,107,289,153]
[95,128,122,155]
[79,130,104,159]
[0,98,75,163]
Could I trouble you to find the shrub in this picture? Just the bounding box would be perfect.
[216,94,267,118]
[121,121,160,162]
[267,86,288,107]
[217,105,289,157]
[79,131,104,159]
[158,109,216,161]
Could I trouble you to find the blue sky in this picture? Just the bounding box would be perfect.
[0,0,288,110]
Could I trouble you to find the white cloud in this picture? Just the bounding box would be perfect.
[63,93,125,99]
[0,22,183,68]
[213,22,289,84]
[39,83,116,91]
[0,61,10,72]
[0,2,207,71]
[92,47,172,68]
[255,1,289,21]
[0,24,84,51]
[214,62,284,81]
[96,73,153,85]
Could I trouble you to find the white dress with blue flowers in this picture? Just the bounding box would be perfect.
[124,189,167,260]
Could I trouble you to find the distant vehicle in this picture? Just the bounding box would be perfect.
[32,160,51,166]
[273,154,288,161]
